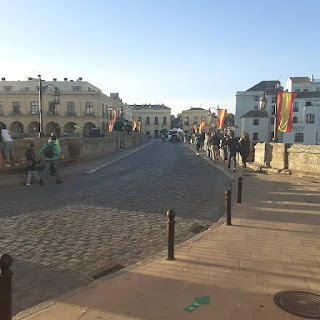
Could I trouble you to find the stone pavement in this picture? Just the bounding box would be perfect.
[15,147,320,320]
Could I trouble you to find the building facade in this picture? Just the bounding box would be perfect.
[235,76,320,144]
[0,77,132,137]
[131,104,171,138]
[181,107,208,132]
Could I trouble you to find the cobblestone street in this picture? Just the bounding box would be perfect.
[0,141,230,315]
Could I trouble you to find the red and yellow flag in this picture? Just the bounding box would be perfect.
[113,109,117,123]
[277,93,298,132]
[131,119,136,131]
[193,124,197,132]
[218,109,227,130]
[108,123,113,132]
[199,121,206,133]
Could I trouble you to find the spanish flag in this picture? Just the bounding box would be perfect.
[277,93,298,132]
[199,121,206,133]
[131,119,136,131]
[193,124,197,132]
[218,109,227,130]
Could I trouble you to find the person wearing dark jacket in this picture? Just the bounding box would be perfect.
[25,143,41,186]
[239,131,251,170]
[226,131,239,172]
[210,132,220,160]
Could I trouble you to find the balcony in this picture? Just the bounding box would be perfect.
[10,111,21,115]
[45,111,59,116]
[83,111,95,117]
[65,111,77,117]
[154,122,159,126]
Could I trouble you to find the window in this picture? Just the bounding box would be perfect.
[73,86,81,92]
[25,87,30,91]
[102,103,105,117]
[193,117,198,124]
[293,116,298,123]
[272,97,275,103]
[306,114,315,124]
[271,117,274,124]
[253,119,259,125]
[86,102,93,115]
[253,133,259,141]
[0,101,3,115]
[254,96,259,101]
[294,133,304,143]
[293,102,299,112]
[317,87,320,92]
[4,86,12,91]
[185,117,189,125]
[303,89,308,92]
[31,102,38,115]
[155,117,159,125]
[48,102,56,114]
[254,105,258,110]
[146,117,150,125]
[13,102,20,114]
[306,101,312,106]
[270,132,274,141]
[163,117,167,125]
[271,105,275,115]
[67,102,75,116]
[295,89,300,92]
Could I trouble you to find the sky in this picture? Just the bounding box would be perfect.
[1,0,319,116]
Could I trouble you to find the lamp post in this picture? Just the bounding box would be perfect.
[38,75,60,138]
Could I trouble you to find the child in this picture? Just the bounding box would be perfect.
[25,143,41,186]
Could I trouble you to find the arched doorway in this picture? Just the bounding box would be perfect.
[10,121,24,138]
[84,122,96,137]
[27,121,40,137]
[0,121,6,130]
[101,122,106,136]
[46,122,61,137]
[64,122,78,137]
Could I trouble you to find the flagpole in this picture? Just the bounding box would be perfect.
[273,84,281,142]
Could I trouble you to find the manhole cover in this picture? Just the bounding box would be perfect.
[274,291,320,319]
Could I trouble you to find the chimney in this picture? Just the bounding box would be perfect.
[311,74,314,82]
[28,77,33,81]
[1,78,5,81]
[64,78,68,81]
[53,78,57,81]
[78,77,83,81]
[70,80,73,82]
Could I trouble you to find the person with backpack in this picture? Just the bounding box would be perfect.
[39,135,62,185]
[48,131,61,176]
[25,142,41,186]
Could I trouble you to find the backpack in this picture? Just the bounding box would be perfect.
[25,149,34,166]
[44,143,55,158]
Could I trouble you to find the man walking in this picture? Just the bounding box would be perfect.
[1,125,19,167]
[39,135,63,185]
[210,131,220,161]
[226,131,239,173]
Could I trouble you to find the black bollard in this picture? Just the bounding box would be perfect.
[237,177,243,204]
[166,210,175,260]
[0,254,13,320]
[225,190,232,226]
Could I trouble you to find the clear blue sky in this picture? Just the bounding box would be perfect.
[1,0,319,116]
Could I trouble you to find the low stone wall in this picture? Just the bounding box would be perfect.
[288,144,320,174]
[253,142,320,175]
[1,132,146,167]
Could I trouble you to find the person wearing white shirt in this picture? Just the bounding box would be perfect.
[1,127,19,167]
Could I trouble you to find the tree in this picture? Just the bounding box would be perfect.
[225,113,235,126]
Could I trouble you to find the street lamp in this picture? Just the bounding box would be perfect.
[208,105,220,116]
[38,75,60,138]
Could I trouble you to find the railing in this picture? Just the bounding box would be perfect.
[65,111,77,116]
[83,112,95,117]
[45,111,59,115]
[28,111,39,115]
[9,111,21,115]
[154,122,159,125]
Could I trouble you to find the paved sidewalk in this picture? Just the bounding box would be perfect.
[0,140,155,189]
[15,148,320,320]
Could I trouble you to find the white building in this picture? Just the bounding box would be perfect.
[235,81,280,141]
[235,76,320,145]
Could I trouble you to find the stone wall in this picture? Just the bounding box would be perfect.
[254,142,320,175]
[1,132,146,166]
[288,144,320,174]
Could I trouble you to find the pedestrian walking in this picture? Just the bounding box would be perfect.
[239,131,251,170]
[199,131,205,151]
[204,133,211,158]
[25,142,41,186]
[39,135,62,185]
[210,131,220,161]
[226,131,239,173]
[195,134,200,155]
[220,134,229,162]
[1,125,19,167]
[48,131,62,175]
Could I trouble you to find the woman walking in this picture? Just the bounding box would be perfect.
[239,131,250,170]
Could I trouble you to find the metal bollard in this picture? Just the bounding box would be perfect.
[166,210,175,260]
[237,177,243,204]
[0,254,13,320]
[225,190,232,226]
